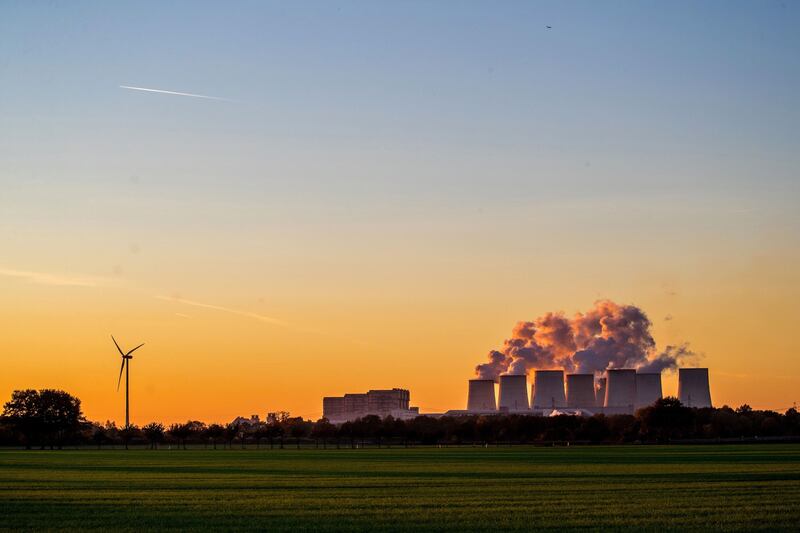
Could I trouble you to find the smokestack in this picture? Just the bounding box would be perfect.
[635,372,662,409]
[498,374,529,411]
[532,370,566,410]
[467,379,497,411]
[566,374,595,409]
[678,368,712,408]
[595,377,607,408]
[604,369,636,411]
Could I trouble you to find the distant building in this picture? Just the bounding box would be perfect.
[322,397,345,421]
[230,415,261,427]
[323,388,418,423]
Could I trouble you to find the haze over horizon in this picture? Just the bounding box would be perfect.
[1,1,799,424]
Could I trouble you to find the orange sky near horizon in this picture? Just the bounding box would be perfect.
[2,235,798,426]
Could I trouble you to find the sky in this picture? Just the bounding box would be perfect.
[1,1,799,424]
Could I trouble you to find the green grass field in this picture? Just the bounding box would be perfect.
[1,445,799,531]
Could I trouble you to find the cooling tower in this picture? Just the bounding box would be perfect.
[678,368,712,408]
[604,369,637,409]
[467,379,497,411]
[532,370,566,409]
[498,374,529,411]
[595,377,607,408]
[566,374,595,408]
[635,372,662,409]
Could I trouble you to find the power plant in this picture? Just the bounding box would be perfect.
[498,374,529,412]
[678,368,712,408]
[595,377,607,408]
[467,379,497,412]
[635,373,663,409]
[321,368,713,422]
[566,374,595,409]
[323,388,419,423]
[457,367,709,416]
[532,370,567,410]
[604,369,637,414]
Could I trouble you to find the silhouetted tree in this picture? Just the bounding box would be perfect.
[1,389,83,449]
[119,425,143,449]
[91,424,109,449]
[576,415,611,443]
[168,421,205,449]
[142,422,165,449]
[286,417,311,449]
[267,412,290,449]
[224,423,241,449]
[249,422,270,449]
[311,418,335,448]
[204,424,225,449]
[638,397,694,443]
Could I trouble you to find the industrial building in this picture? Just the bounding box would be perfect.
[566,374,595,409]
[678,368,713,408]
[467,379,497,412]
[604,369,638,414]
[635,373,663,410]
[532,370,567,410]
[498,374,529,411]
[321,367,713,423]
[457,367,711,417]
[595,377,607,408]
[323,388,418,423]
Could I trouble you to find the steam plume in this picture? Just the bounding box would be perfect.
[475,300,695,380]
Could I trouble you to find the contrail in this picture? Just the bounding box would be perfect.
[154,294,369,347]
[119,85,230,101]
[155,295,289,326]
[0,267,105,287]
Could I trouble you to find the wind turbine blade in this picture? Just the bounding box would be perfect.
[111,335,125,356]
[126,343,145,356]
[117,359,126,391]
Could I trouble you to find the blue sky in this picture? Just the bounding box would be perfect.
[3,1,798,194]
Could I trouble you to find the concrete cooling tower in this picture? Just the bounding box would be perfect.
[635,372,662,409]
[532,370,566,409]
[498,374,529,411]
[566,374,595,409]
[595,377,607,408]
[467,379,497,411]
[678,368,712,408]
[604,369,636,410]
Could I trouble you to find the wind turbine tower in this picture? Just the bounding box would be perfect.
[112,335,145,429]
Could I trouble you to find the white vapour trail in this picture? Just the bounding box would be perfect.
[155,295,289,326]
[155,294,369,347]
[119,85,230,101]
[0,267,105,287]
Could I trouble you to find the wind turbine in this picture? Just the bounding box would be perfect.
[112,335,144,429]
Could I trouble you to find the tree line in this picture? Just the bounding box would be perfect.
[2,389,799,449]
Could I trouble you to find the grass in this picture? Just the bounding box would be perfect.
[1,444,799,531]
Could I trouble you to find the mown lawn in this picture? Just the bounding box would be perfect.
[1,445,799,531]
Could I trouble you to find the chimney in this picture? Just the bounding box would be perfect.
[595,377,607,408]
[467,379,497,411]
[532,370,566,410]
[498,374,529,412]
[678,368,712,408]
[635,372,662,410]
[604,369,636,412]
[566,374,595,409]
